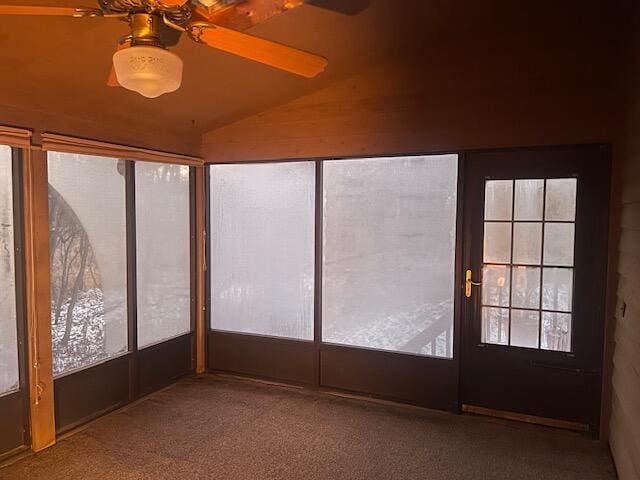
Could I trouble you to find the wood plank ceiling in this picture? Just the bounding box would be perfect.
[0,0,625,153]
[0,0,427,144]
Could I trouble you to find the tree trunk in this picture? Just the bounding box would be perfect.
[61,233,89,347]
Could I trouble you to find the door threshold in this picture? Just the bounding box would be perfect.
[461,404,590,432]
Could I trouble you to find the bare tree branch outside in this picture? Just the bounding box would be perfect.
[49,186,106,376]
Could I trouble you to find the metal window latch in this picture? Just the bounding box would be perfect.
[465,269,481,298]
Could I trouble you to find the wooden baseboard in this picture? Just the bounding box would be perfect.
[0,445,31,469]
[461,404,590,432]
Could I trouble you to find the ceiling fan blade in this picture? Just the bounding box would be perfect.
[191,0,304,32]
[305,0,369,15]
[194,24,327,78]
[106,65,120,87]
[0,5,100,16]
[107,41,131,87]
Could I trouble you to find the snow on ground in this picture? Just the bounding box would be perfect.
[51,288,107,376]
[324,299,453,357]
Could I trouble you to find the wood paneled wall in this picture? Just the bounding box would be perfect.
[202,5,624,162]
[201,6,636,476]
[202,61,619,161]
[609,8,640,479]
[0,103,200,157]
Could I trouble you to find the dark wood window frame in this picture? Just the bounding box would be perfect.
[52,160,197,434]
[206,145,610,421]
[205,154,464,411]
[0,147,31,460]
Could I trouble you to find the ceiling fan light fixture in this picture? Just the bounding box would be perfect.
[112,45,183,98]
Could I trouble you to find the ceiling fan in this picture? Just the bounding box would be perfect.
[0,0,366,98]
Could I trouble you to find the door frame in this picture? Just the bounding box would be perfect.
[459,143,611,431]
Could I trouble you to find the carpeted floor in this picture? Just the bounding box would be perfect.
[0,375,616,480]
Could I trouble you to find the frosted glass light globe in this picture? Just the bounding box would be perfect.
[112,45,183,98]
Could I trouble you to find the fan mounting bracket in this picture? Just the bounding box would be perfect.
[187,21,214,43]
[72,7,104,17]
[127,11,181,47]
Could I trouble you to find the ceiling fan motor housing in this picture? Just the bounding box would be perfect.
[99,0,190,21]
[128,12,182,47]
[98,0,189,47]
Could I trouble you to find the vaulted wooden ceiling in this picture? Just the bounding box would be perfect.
[0,0,626,154]
[0,0,407,145]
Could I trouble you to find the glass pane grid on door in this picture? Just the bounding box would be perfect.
[481,178,576,352]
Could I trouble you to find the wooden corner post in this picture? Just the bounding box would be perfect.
[22,148,56,451]
[195,165,206,374]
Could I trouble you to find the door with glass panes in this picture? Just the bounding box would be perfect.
[461,145,610,431]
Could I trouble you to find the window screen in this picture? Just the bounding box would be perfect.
[210,162,315,340]
[136,163,191,348]
[0,145,19,394]
[48,153,128,376]
[322,155,458,358]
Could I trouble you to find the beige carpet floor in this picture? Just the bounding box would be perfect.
[0,375,616,480]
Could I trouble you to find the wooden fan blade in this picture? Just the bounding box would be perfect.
[306,0,369,15]
[106,65,120,87]
[0,5,98,16]
[195,24,327,78]
[107,42,131,87]
[191,0,304,32]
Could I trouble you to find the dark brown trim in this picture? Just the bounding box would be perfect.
[452,153,465,412]
[205,154,463,411]
[203,142,606,166]
[319,343,458,410]
[52,158,196,437]
[54,353,131,434]
[205,150,462,166]
[203,144,611,423]
[12,147,29,398]
[125,160,139,401]
[189,167,197,350]
[204,165,212,362]
[208,331,315,386]
[2,147,31,454]
[313,159,323,387]
[138,333,194,396]
[461,404,590,432]
[0,445,30,466]
[460,143,611,430]
[0,392,27,456]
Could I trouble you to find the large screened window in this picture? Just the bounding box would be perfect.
[210,162,315,340]
[48,153,128,376]
[322,155,459,358]
[136,163,191,348]
[0,145,19,394]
